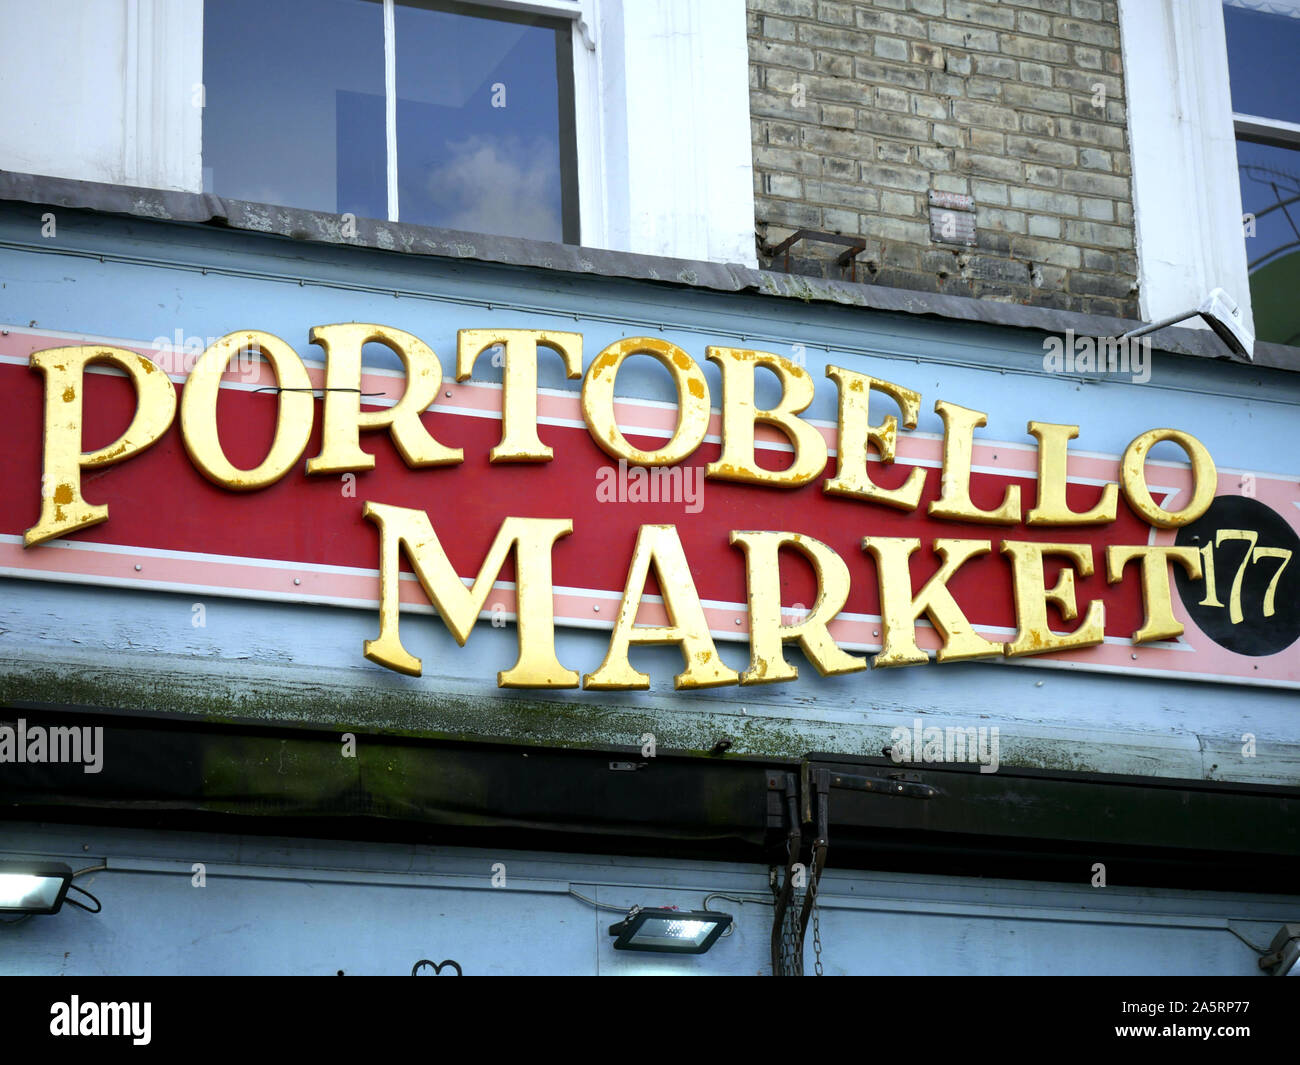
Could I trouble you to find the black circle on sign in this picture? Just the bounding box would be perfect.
[1173,496,1300,657]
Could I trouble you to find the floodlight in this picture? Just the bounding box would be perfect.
[1115,286,1254,360]
[608,906,732,954]
[0,861,73,915]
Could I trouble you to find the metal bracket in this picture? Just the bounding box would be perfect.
[829,770,940,800]
[764,229,868,282]
[796,767,830,950]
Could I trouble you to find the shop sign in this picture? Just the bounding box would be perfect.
[3,324,1297,691]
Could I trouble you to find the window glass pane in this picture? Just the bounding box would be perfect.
[1239,140,1300,345]
[394,1,570,241]
[203,0,386,218]
[1223,2,1300,124]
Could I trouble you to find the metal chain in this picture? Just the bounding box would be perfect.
[782,880,802,976]
[775,849,803,976]
[809,865,824,976]
[791,888,804,976]
[774,859,796,977]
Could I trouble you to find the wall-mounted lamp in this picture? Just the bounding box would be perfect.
[1115,287,1254,360]
[608,906,732,954]
[1259,924,1299,976]
[0,861,73,915]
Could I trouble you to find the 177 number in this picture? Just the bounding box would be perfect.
[1198,529,1292,624]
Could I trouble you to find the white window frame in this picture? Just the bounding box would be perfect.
[450,0,601,244]
[494,0,758,264]
[337,0,758,263]
[1117,0,1255,333]
[375,0,584,240]
[0,0,203,193]
[1233,115,1300,149]
[233,0,756,263]
[590,0,757,265]
[0,0,756,265]
[1223,0,1300,277]
[1233,114,1300,278]
[126,0,204,193]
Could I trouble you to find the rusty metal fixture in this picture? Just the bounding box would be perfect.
[763,228,868,282]
[770,771,802,976]
[771,762,938,975]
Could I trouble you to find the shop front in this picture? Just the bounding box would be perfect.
[1,185,1297,975]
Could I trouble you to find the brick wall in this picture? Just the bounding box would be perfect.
[748,0,1139,317]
